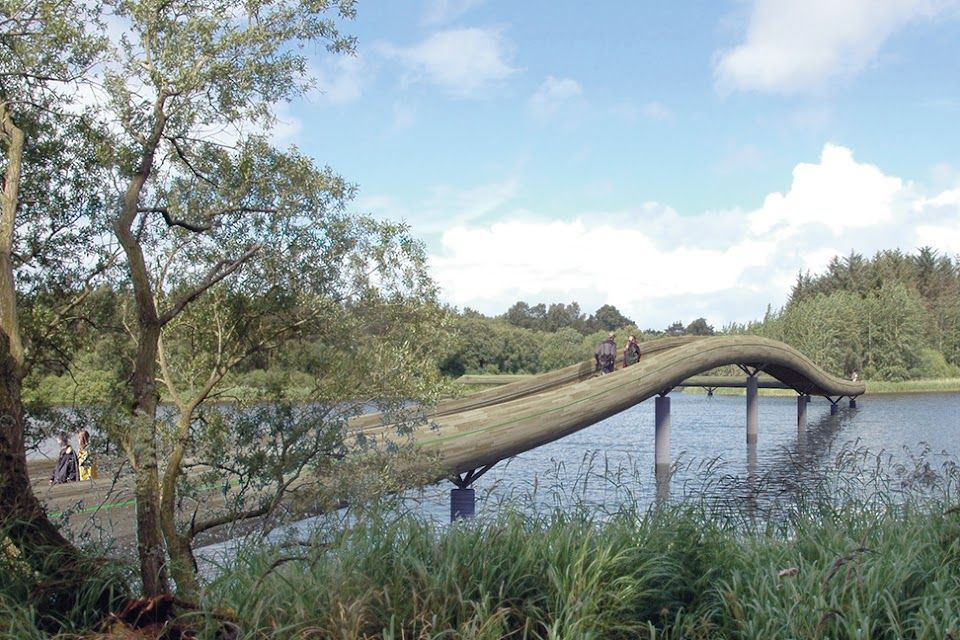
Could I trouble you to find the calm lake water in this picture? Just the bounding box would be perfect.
[192,391,960,573]
[401,391,960,522]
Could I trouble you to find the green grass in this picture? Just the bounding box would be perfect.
[5,450,960,639]
[864,378,960,394]
[193,451,960,640]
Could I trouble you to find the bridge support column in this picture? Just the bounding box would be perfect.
[746,374,758,444]
[797,394,807,429]
[449,463,496,522]
[450,488,475,521]
[849,397,857,408]
[655,395,671,474]
[830,399,839,415]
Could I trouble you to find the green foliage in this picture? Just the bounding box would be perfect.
[183,450,960,639]
[757,248,960,381]
[539,326,591,371]
[914,348,959,380]
[685,317,715,336]
[440,316,545,376]
[592,303,634,331]
[0,531,131,635]
[502,300,635,335]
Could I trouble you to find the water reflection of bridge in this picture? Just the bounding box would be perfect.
[351,336,865,520]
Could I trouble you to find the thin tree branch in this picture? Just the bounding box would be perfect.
[158,243,261,326]
[164,134,216,186]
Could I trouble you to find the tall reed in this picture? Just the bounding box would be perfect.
[4,445,959,638]
[199,446,960,639]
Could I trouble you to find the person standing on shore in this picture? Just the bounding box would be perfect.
[50,433,79,484]
[77,429,98,481]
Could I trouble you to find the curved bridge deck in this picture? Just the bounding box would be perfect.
[353,336,865,477]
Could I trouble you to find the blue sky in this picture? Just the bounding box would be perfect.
[280,0,960,330]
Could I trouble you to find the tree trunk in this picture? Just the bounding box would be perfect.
[0,335,78,568]
[112,97,173,598]
[0,103,76,564]
[122,322,171,597]
[159,411,201,599]
[0,103,119,618]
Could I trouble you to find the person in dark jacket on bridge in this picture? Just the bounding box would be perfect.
[595,332,618,374]
[50,432,79,485]
[623,334,641,367]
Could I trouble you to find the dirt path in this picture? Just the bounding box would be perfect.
[28,458,141,555]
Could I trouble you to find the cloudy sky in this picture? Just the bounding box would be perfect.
[282,0,960,330]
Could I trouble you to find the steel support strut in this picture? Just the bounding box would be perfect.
[449,463,496,521]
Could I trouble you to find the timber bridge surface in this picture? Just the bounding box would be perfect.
[349,335,865,490]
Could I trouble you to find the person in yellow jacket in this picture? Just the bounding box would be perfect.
[77,429,98,481]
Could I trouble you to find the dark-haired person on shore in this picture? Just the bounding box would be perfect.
[623,334,641,367]
[50,432,79,484]
[595,332,617,374]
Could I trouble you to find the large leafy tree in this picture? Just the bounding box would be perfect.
[144,142,450,596]
[0,0,115,607]
[590,303,633,332]
[92,0,451,599]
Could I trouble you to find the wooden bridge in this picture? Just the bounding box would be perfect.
[34,335,864,540]
[350,335,865,518]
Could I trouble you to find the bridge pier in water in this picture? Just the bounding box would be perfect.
[655,395,671,474]
[450,488,475,520]
[797,393,808,429]
[449,463,496,522]
[746,374,758,444]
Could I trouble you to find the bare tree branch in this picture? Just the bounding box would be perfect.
[139,206,279,233]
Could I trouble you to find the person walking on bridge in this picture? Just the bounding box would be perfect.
[623,334,641,367]
[595,332,618,374]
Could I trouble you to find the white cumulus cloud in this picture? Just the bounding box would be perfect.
[382,28,518,97]
[714,0,956,94]
[748,143,903,236]
[425,143,960,328]
[528,76,582,117]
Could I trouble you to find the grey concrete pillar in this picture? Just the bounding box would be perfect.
[746,374,758,444]
[450,488,475,521]
[830,402,839,415]
[747,442,758,483]
[655,395,671,474]
[797,394,807,429]
[655,467,670,508]
[849,397,857,408]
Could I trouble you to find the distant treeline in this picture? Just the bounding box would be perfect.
[440,247,960,382]
[738,247,960,381]
[439,303,715,377]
